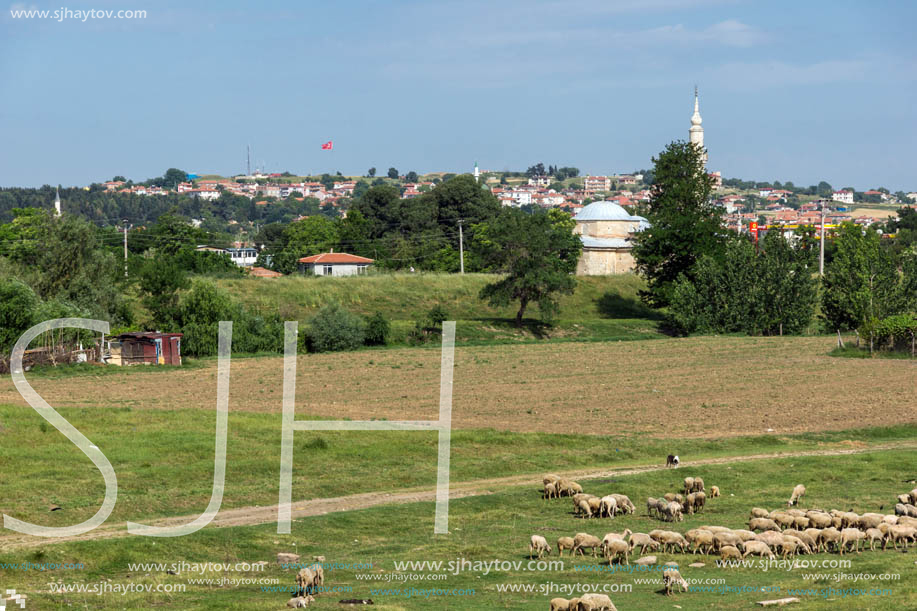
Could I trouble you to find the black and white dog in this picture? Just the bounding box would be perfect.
[666,454,680,468]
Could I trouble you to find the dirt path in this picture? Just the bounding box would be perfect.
[2,441,915,551]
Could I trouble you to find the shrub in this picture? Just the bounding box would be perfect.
[428,304,448,327]
[364,312,390,346]
[308,302,366,352]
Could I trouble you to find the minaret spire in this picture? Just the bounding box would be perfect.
[54,186,61,217]
[689,86,706,167]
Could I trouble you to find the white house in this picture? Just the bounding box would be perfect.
[225,247,259,267]
[298,252,373,276]
[832,190,854,205]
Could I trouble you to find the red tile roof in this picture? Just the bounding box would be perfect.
[298,252,374,264]
[249,266,283,278]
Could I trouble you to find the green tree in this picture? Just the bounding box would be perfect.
[0,279,39,351]
[350,184,401,239]
[405,171,419,182]
[271,215,340,274]
[474,208,581,326]
[387,167,399,179]
[632,140,720,307]
[161,168,188,189]
[336,209,374,257]
[367,167,376,178]
[668,233,817,335]
[822,224,899,332]
[139,260,190,330]
[178,281,235,356]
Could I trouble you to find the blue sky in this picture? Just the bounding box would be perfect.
[1,0,915,190]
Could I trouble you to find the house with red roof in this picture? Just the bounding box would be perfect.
[297,250,374,276]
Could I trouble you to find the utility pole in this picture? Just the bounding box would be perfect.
[123,219,129,278]
[819,203,826,276]
[458,219,465,274]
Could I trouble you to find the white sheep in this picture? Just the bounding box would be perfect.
[610,494,635,515]
[742,540,775,559]
[663,567,689,596]
[556,536,575,556]
[603,538,629,564]
[572,533,602,557]
[713,531,743,552]
[865,528,885,551]
[885,525,917,550]
[818,527,841,553]
[579,592,617,610]
[749,518,780,532]
[599,495,618,518]
[710,485,720,498]
[627,532,660,555]
[658,530,689,553]
[663,501,684,522]
[530,534,552,558]
[683,477,695,495]
[788,484,806,506]
[839,528,864,555]
[549,598,573,611]
[719,545,741,561]
[295,568,317,596]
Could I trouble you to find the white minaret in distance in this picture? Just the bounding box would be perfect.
[473,160,480,183]
[54,186,61,217]
[689,86,707,167]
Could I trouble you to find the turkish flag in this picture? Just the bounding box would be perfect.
[321,141,333,150]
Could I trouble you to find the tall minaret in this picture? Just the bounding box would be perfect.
[54,187,62,217]
[689,86,707,167]
[473,161,480,183]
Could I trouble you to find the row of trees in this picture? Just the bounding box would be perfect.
[634,140,917,343]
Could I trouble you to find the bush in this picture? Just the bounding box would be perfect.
[308,302,366,352]
[428,304,448,327]
[364,312,390,346]
[178,281,235,356]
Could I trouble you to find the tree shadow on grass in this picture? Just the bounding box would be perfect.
[596,291,665,321]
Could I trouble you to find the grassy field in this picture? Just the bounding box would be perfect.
[2,398,915,528]
[214,273,659,323]
[2,448,916,609]
[2,334,915,609]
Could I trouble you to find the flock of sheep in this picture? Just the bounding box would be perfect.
[534,474,917,608]
[647,477,721,522]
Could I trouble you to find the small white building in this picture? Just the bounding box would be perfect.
[832,190,854,205]
[225,247,258,267]
[298,252,373,276]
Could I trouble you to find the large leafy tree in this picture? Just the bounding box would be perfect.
[632,140,720,307]
[273,215,340,274]
[474,208,582,326]
[0,279,39,351]
[139,260,190,330]
[822,223,899,332]
[668,232,817,335]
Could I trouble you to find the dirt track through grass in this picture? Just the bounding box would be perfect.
[4,440,914,552]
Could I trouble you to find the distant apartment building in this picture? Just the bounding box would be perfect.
[832,190,854,205]
[584,175,611,195]
[528,175,551,187]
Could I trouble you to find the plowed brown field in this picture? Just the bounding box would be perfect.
[2,336,913,438]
